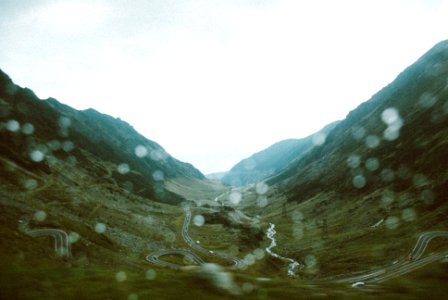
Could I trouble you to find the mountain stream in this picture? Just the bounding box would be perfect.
[266,223,300,277]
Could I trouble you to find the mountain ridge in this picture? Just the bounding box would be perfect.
[222,121,340,186]
[0,68,205,205]
[1,41,448,299]
[266,39,448,203]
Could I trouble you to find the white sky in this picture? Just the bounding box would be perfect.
[1,0,447,174]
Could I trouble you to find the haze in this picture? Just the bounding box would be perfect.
[1,0,447,174]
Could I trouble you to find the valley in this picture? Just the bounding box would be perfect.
[1,40,448,299]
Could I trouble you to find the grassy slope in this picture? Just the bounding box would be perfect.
[222,121,339,187]
[2,41,448,299]
[1,159,448,299]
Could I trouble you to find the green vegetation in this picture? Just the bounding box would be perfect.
[222,121,339,186]
[1,41,448,299]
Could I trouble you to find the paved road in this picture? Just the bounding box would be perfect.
[146,207,245,269]
[146,210,448,282]
[27,228,71,258]
[408,231,448,260]
[331,231,448,285]
[145,249,205,269]
[183,207,245,269]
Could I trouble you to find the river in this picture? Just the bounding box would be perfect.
[266,223,300,277]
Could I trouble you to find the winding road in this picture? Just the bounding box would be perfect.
[408,231,448,261]
[146,207,245,269]
[183,207,245,269]
[18,219,72,258]
[331,231,448,285]
[27,228,71,258]
[145,249,205,269]
[146,207,448,285]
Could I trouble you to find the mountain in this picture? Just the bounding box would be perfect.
[0,69,205,205]
[226,40,448,290]
[221,121,339,186]
[206,171,227,180]
[0,68,231,298]
[1,40,448,299]
[268,40,448,204]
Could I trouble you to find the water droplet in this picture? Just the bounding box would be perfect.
[420,189,435,205]
[152,170,164,181]
[95,223,107,233]
[165,232,175,243]
[122,181,133,192]
[352,175,366,189]
[243,158,256,170]
[398,193,410,207]
[62,141,74,152]
[244,253,256,265]
[117,163,130,174]
[241,282,255,294]
[66,155,77,165]
[150,150,165,161]
[229,191,242,205]
[401,208,416,222]
[397,165,412,179]
[253,248,265,260]
[351,126,366,140]
[346,154,361,168]
[21,123,34,135]
[46,156,59,167]
[135,145,148,158]
[47,140,61,151]
[193,215,205,226]
[69,232,80,243]
[257,196,268,207]
[385,216,400,230]
[293,226,304,240]
[381,107,400,125]
[58,116,71,128]
[383,127,400,141]
[312,132,326,146]
[144,216,154,225]
[304,254,317,268]
[197,263,237,293]
[365,135,380,148]
[115,271,127,282]
[30,150,45,162]
[24,178,38,190]
[127,294,138,300]
[381,168,395,182]
[365,157,380,171]
[34,210,47,222]
[418,92,438,108]
[6,119,20,132]
[145,269,157,280]
[291,210,304,222]
[381,190,395,206]
[255,182,268,194]
[413,174,429,188]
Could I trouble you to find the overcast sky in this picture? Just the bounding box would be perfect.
[1,0,447,174]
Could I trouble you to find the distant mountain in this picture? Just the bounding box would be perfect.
[1,41,448,299]
[221,121,340,186]
[268,40,448,205]
[206,171,227,180]
[0,69,204,205]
